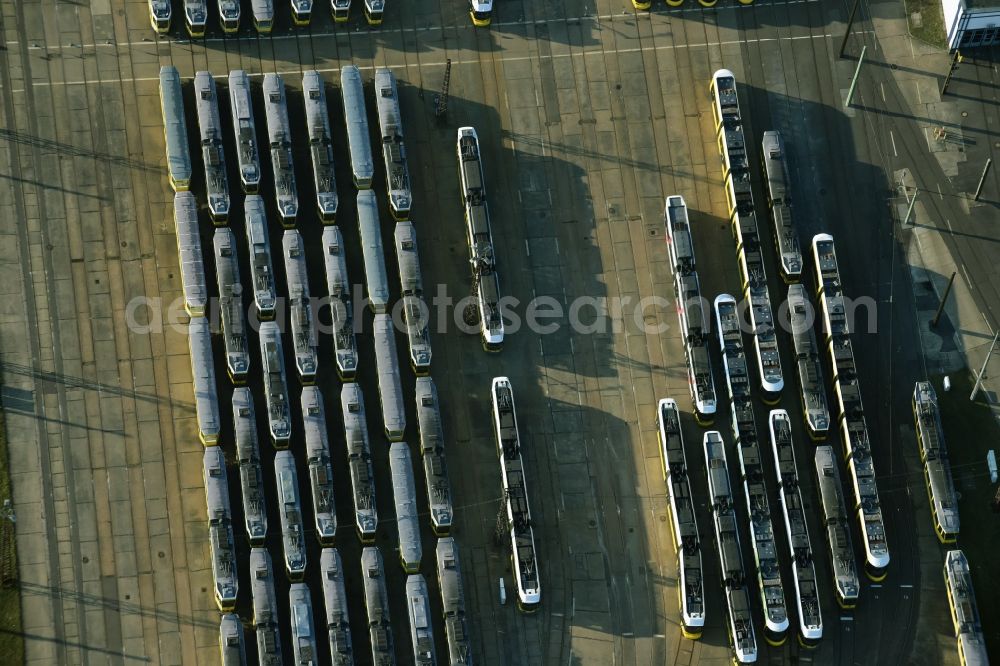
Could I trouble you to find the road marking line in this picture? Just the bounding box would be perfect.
[841,615,853,621]
[899,584,914,588]
[870,584,882,588]
[10,33,835,91]
[890,130,897,157]
[881,82,886,102]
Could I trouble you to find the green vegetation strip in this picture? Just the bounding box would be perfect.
[905,0,948,49]
[934,371,1000,661]
[0,375,23,662]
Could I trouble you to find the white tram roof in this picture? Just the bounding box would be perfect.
[289,583,317,662]
[341,65,375,183]
[188,318,220,439]
[361,546,389,617]
[357,191,390,310]
[375,67,413,214]
[405,574,437,665]
[394,222,423,296]
[322,226,351,299]
[373,314,406,437]
[249,548,283,664]
[219,614,246,666]
[415,377,443,452]
[173,192,207,314]
[389,442,422,568]
[159,66,192,184]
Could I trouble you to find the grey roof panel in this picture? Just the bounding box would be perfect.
[259,322,291,442]
[415,378,452,532]
[393,222,422,296]
[389,443,421,571]
[341,65,375,186]
[173,192,208,315]
[405,575,436,666]
[341,383,378,537]
[249,548,283,665]
[203,447,237,608]
[245,196,277,317]
[159,66,192,187]
[357,191,390,311]
[302,70,339,219]
[361,547,396,665]
[301,386,336,541]
[214,228,250,380]
[289,584,318,666]
[194,71,230,219]
[373,314,406,439]
[435,538,472,665]
[227,70,261,191]
[219,614,246,666]
[374,68,412,216]
[263,73,298,220]
[275,450,306,577]
[319,549,354,665]
[188,318,220,442]
[233,388,267,543]
[283,230,319,381]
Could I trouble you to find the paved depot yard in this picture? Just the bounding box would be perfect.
[0,0,971,664]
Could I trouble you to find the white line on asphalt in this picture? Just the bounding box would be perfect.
[10,33,835,91]
[983,312,995,336]
[899,584,914,588]
[890,130,897,157]
[962,264,972,289]
[841,615,853,621]
[653,633,665,638]
[881,82,886,102]
[870,584,882,588]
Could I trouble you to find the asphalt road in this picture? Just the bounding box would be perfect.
[0,0,963,664]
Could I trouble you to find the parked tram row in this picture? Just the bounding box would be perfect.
[148,0,494,37]
[159,63,475,664]
[650,68,899,664]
